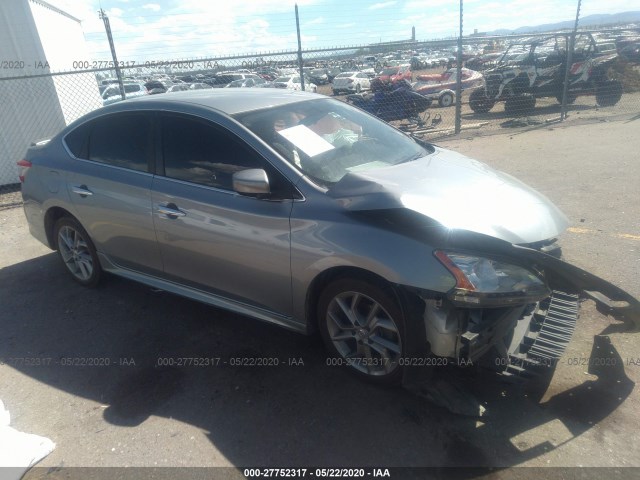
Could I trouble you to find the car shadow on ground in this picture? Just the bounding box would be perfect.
[0,254,634,473]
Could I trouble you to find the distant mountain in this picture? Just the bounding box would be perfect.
[486,11,640,35]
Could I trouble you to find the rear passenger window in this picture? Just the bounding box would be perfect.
[87,114,152,172]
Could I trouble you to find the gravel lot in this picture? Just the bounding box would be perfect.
[0,112,639,479]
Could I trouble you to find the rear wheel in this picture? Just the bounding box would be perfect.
[54,216,102,287]
[469,88,495,113]
[318,278,405,385]
[596,80,622,107]
[504,94,536,116]
[438,91,454,107]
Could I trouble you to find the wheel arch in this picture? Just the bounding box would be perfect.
[304,266,421,334]
[306,267,390,333]
[44,206,77,249]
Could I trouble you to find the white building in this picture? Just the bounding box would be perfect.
[0,0,103,186]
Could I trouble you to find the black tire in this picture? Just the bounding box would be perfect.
[596,80,623,107]
[469,88,495,113]
[438,91,454,108]
[556,92,577,104]
[318,278,405,385]
[53,216,102,287]
[504,94,536,116]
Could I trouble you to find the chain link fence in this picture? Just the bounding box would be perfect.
[1,17,640,207]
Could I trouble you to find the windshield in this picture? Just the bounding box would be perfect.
[234,98,432,186]
[381,68,399,76]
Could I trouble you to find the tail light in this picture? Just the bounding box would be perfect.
[17,159,32,183]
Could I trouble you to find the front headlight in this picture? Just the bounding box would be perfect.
[434,251,550,307]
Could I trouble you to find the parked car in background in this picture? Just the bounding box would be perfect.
[332,71,372,95]
[273,75,317,92]
[102,83,148,106]
[18,89,639,388]
[225,77,267,88]
[413,67,484,107]
[377,64,412,83]
[189,83,213,90]
[308,68,329,85]
[144,80,173,93]
[204,74,236,88]
[166,84,190,93]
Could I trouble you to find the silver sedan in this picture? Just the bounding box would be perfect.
[18,89,639,386]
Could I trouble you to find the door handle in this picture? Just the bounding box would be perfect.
[157,203,186,218]
[72,185,93,197]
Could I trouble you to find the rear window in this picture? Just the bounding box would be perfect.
[123,84,142,93]
[64,123,92,158]
[336,73,352,78]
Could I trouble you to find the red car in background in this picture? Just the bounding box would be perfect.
[376,64,412,83]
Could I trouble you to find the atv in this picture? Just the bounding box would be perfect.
[469,33,623,115]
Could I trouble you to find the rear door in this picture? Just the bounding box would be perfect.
[151,112,295,316]
[65,111,163,274]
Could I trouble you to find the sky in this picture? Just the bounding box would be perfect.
[46,0,636,63]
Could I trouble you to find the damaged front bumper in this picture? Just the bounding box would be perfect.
[405,243,640,385]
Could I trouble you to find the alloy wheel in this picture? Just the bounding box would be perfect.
[57,225,94,281]
[326,291,402,376]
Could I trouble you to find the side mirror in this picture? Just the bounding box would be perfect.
[232,168,270,195]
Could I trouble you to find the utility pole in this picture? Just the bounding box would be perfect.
[295,4,305,91]
[99,8,125,100]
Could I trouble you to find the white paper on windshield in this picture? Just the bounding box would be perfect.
[277,124,335,157]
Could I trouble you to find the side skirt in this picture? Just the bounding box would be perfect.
[97,252,307,334]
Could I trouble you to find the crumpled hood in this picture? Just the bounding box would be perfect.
[327,147,569,244]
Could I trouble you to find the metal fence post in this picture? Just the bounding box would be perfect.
[455,0,463,134]
[560,0,582,121]
[295,4,305,91]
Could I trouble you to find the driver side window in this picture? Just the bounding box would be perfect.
[161,114,286,194]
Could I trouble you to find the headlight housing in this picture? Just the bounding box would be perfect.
[435,251,550,307]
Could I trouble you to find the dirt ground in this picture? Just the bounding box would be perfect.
[0,113,639,479]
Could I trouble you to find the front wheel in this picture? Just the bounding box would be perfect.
[438,91,454,107]
[469,88,495,113]
[318,278,405,385]
[54,216,102,287]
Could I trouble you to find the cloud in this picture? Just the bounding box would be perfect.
[142,4,161,12]
[305,16,325,26]
[369,1,397,10]
[107,7,124,17]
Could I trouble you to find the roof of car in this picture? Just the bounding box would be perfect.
[107,88,321,115]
